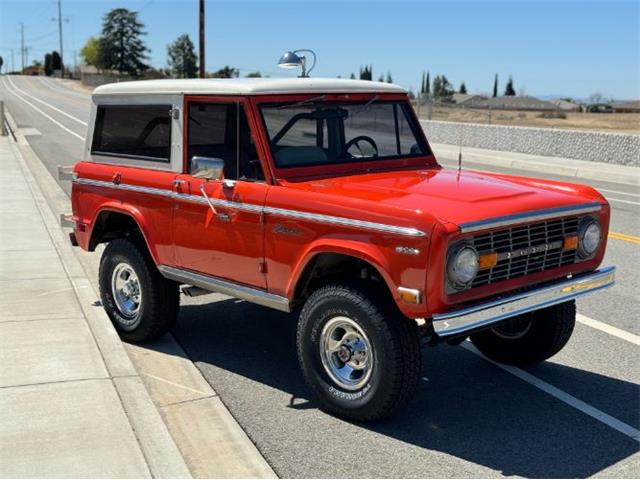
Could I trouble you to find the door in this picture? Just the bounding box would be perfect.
[173,99,269,288]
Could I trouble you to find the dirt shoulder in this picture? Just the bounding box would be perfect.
[417,105,640,134]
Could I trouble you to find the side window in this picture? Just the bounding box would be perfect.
[187,102,264,181]
[92,105,171,161]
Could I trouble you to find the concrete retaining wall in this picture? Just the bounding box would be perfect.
[420,120,640,167]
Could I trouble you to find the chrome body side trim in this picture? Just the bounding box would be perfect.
[432,266,615,338]
[74,177,425,237]
[158,265,292,312]
[458,203,602,234]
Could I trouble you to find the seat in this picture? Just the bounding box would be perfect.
[275,146,328,167]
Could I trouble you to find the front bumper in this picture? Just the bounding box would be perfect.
[432,266,615,338]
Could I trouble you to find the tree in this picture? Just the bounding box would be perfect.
[377,74,384,82]
[101,8,149,76]
[504,76,516,96]
[80,36,106,70]
[349,73,356,79]
[425,72,430,95]
[359,65,372,81]
[0,56,3,73]
[386,71,393,83]
[245,71,262,78]
[589,92,604,104]
[167,34,197,78]
[492,73,498,97]
[459,82,467,94]
[44,53,53,76]
[210,66,238,78]
[433,74,454,99]
[51,51,62,71]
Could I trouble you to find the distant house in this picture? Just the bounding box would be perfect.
[21,65,41,76]
[611,101,640,113]
[549,99,581,112]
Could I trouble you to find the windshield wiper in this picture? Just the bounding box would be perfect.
[349,94,379,117]
[277,95,326,110]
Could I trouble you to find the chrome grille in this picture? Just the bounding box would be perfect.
[470,217,579,288]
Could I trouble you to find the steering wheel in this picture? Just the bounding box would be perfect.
[342,135,379,159]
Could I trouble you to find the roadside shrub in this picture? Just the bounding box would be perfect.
[539,111,567,119]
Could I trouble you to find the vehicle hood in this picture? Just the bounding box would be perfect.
[283,167,605,228]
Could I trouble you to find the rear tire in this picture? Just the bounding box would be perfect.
[99,237,179,342]
[470,301,576,365]
[297,282,421,421]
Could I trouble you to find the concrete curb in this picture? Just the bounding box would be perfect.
[5,108,277,479]
[5,111,192,479]
[431,142,640,187]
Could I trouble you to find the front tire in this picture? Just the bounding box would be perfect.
[297,283,421,421]
[99,238,179,342]
[470,300,576,365]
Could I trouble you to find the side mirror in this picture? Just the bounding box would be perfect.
[191,156,224,180]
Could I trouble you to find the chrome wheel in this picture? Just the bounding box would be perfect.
[491,316,532,340]
[319,316,374,391]
[111,262,142,328]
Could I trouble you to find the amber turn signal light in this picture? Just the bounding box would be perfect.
[563,235,578,251]
[397,287,422,304]
[478,252,498,270]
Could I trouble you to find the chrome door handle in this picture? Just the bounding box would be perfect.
[172,179,187,187]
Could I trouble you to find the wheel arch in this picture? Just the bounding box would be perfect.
[288,241,396,306]
[88,204,159,264]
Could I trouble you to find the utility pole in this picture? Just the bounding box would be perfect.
[20,23,24,72]
[57,0,64,76]
[199,0,205,78]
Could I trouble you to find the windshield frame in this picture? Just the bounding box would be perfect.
[252,92,437,180]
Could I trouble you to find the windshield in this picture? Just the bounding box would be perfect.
[259,100,430,169]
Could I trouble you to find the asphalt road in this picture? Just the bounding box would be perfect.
[1,75,638,478]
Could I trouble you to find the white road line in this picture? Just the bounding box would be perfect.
[1,77,85,141]
[606,197,640,206]
[598,188,640,198]
[462,342,640,441]
[37,76,91,102]
[577,313,640,346]
[6,76,88,126]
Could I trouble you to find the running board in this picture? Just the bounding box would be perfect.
[158,265,291,313]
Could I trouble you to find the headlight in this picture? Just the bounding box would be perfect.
[447,244,479,289]
[578,217,601,258]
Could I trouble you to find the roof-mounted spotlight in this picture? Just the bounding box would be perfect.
[277,49,316,78]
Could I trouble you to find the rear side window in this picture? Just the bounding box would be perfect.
[92,105,172,162]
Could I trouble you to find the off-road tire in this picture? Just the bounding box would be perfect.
[470,300,576,365]
[297,282,421,421]
[99,237,179,342]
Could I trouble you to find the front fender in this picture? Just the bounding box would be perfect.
[287,237,429,318]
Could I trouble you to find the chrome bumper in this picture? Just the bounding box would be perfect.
[432,266,615,338]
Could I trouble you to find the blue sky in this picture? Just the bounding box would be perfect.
[1,0,638,99]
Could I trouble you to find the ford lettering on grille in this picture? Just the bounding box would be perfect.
[470,217,579,288]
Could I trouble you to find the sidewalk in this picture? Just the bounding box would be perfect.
[431,142,640,186]
[0,136,191,478]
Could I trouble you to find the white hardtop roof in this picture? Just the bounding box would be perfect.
[93,77,406,96]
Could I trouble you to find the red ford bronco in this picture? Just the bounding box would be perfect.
[64,78,615,420]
